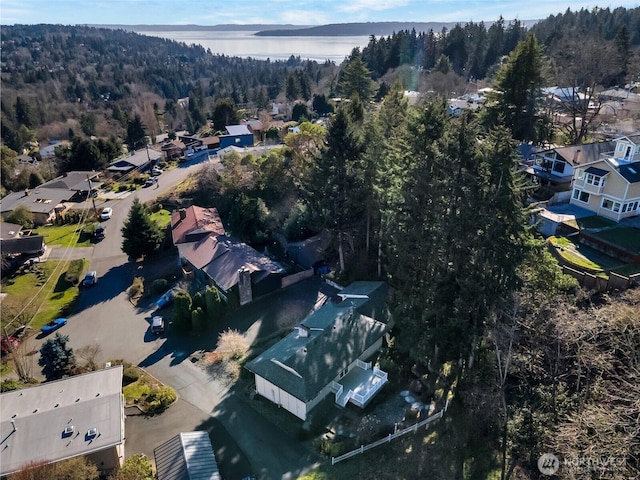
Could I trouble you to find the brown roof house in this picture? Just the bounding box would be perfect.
[170,206,226,245]
[171,205,285,305]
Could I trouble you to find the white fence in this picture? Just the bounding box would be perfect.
[331,409,444,465]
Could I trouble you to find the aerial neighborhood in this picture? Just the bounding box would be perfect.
[1,7,640,480]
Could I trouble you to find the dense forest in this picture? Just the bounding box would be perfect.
[2,6,638,156]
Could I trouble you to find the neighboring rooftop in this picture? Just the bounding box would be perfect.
[537,141,616,166]
[0,366,124,476]
[0,222,23,239]
[40,171,100,191]
[0,187,72,214]
[224,125,251,136]
[170,206,226,245]
[178,235,285,291]
[154,431,221,480]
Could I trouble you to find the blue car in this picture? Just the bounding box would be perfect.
[41,317,67,334]
[156,289,176,310]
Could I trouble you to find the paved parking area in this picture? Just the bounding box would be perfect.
[125,399,253,479]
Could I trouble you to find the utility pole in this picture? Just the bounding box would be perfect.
[87,175,97,215]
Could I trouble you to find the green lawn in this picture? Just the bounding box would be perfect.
[150,208,172,229]
[0,260,82,331]
[549,237,605,272]
[575,216,617,230]
[591,227,640,253]
[34,223,97,248]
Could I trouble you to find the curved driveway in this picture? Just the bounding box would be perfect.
[30,149,320,480]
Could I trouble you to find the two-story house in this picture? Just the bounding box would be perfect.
[569,134,640,222]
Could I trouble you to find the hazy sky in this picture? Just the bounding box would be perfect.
[1,0,638,25]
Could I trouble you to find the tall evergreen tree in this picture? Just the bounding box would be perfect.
[483,35,546,144]
[387,109,530,375]
[121,198,163,260]
[39,333,76,381]
[126,114,147,151]
[338,55,375,102]
[304,102,367,272]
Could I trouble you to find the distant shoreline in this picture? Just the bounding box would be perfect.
[91,19,539,37]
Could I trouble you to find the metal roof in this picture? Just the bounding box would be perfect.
[0,366,124,476]
[224,125,252,136]
[154,431,220,480]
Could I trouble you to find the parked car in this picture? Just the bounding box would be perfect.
[41,317,67,334]
[144,178,156,188]
[11,325,27,340]
[1,336,20,354]
[100,207,113,220]
[83,271,97,287]
[151,316,165,334]
[94,225,105,241]
[156,289,177,309]
[151,167,163,176]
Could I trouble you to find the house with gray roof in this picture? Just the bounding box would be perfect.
[154,431,221,480]
[107,148,162,173]
[245,282,391,420]
[526,140,616,188]
[0,366,125,476]
[0,187,72,225]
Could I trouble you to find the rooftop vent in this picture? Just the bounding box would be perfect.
[64,425,74,435]
[87,427,97,438]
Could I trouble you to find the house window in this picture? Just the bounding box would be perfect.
[624,145,633,160]
[576,169,584,180]
[585,173,604,186]
[601,199,621,212]
[552,162,564,173]
[573,189,590,203]
[622,201,639,213]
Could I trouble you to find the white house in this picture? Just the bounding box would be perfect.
[246,282,391,421]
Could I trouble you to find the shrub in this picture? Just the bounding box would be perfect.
[1,378,24,392]
[217,329,248,360]
[129,276,144,299]
[205,286,225,322]
[122,366,140,385]
[150,202,163,213]
[192,307,206,332]
[146,385,176,413]
[64,259,85,285]
[118,184,128,192]
[151,278,168,294]
[173,290,192,331]
[192,291,205,311]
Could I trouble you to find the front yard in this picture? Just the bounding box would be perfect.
[0,260,83,331]
[34,223,98,248]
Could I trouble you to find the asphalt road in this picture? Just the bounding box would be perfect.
[29,149,321,480]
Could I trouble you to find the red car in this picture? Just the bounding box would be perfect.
[1,336,20,354]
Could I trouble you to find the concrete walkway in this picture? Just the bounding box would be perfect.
[45,246,94,261]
